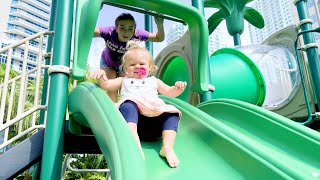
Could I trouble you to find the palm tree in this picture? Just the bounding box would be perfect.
[204,0,264,45]
[1,63,20,124]
[0,63,47,142]
[1,63,106,179]
[0,63,19,83]
[64,154,107,180]
[0,63,5,82]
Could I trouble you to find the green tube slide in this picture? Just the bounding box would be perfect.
[159,48,265,105]
[68,82,320,180]
[209,48,266,106]
[160,56,190,102]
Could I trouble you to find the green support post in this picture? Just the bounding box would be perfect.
[191,0,205,15]
[233,33,241,46]
[33,0,58,179]
[39,0,57,124]
[40,0,74,179]
[145,15,153,55]
[192,0,212,102]
[295,0,320,105]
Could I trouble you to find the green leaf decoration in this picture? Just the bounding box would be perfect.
[204,0,265,44]
[243,7,264,29]
[207,11,225,35]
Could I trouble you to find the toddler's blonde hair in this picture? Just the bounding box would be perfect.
[121,40,158,75]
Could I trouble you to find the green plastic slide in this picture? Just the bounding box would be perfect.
[68,82,320,180]
[68,82,147,180]
[166,97,320,179]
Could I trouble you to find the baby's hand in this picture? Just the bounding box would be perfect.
[174,81,187,90]
[89,69,108,81]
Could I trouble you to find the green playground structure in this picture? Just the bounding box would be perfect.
[1,0,320,179]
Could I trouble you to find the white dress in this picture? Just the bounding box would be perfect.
[116,76,181,118]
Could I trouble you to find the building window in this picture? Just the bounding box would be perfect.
[25,28,36,35]
[21,50,38,62]
[8,15,18,21]
[29,40,39,47]
[0,54,7,64]
[10,7,17,13]
[11,0,18,4]
[1,43,8,48]
[7,24,19,30]
[9,33,17,39]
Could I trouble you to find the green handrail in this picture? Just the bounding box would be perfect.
[105,2,186,25]
[72,0,103,80]
[294,28,319,125]
[40,0,74,179]
[295,0,320,106]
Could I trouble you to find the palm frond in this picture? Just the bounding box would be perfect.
[243,7,265,29]
[207,11,225,35]
[204,0,264,44]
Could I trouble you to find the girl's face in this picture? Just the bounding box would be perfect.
[124,50,151,79]
[116,20,135,42]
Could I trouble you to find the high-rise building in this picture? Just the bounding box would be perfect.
[0,0,51,76]
[166,23,187,45]
[248,0,295,44]
[166,23,227,55]
[208,28,226,55]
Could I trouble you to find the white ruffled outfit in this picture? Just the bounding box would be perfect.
[116,76,181,118]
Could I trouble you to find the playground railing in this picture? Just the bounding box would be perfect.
[0,31,53,151]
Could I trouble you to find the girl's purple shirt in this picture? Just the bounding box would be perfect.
[99,26,149,68]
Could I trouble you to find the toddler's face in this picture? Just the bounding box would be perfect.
[116,20,135,42]
[124,51,150,78]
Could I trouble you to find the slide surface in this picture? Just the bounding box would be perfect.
[68,82,147,180]
[68,83,320,180]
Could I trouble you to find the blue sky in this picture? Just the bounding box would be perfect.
[88,2,251,70]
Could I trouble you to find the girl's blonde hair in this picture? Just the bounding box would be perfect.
[121,40,158,74]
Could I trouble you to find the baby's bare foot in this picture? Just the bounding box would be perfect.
[160,147,180,168]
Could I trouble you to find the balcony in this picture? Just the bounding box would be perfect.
[9,18,46,34]
[6,26,26,35]
[19,43,47,54]
[10,10,49,27]
[11,1,50,20]
[37,0,51,6]
[5,30,48,47]
[21,0,51,13]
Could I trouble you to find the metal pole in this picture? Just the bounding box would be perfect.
[294,29,317,125]
[191,0,205,15]
[233,33,241,46]
[144,15,153,55]
[192,0,212,102]
[295,0,320,106]
[105,2,186,25]
[39,0,57,124]
[40,0,74,179]
[33,1,58,179]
